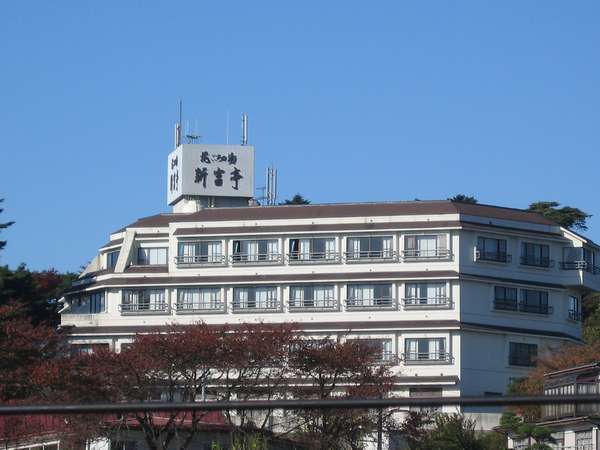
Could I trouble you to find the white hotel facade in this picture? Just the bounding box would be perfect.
[60,138,600,429]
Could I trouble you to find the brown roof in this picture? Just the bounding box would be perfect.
[119,200,556,231]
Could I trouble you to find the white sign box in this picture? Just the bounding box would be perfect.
[167,144,255,205]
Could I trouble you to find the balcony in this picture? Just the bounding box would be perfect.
[518,302,553,315]
[475,250,512,263]
[402,352,453,365]
[119,303,170,315]
[402,296,452,309]
[402,249,452,261]
[232,299,281,313]
[230,253,283,265]
[175,301,225,314]
[174,255,226,267]
[344,250,398,263]
[288,298,339,312]
[345,297,397,310]
[520,256,554,268]
[568,309,583,322]
[560,260,600,274]
[288,251,340,265]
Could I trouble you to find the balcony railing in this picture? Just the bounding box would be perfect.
[345,298,396,310]
[402,249,452,261]
[288,298,338,311]
[520,256,554,268]
[230,253,282,265]
[175,301,225,314]
[344,250,398,262]
[402,352,453,364]
[288,251,340,264]
[568,309,582,322]
[475,250,512,263]
[232,299,281,312]
[493,298,518,311]
[519,302,553,315]
[376,351,397,364]
[119,303,169,314]
[560,260,600,274]
[402,297,452,309]
[175,255,226,266]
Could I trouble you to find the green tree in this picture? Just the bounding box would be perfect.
[0,198,15,251]
[499,412,555,450]
[448,194,478,204]
[527,201,591,231]
[280,194,311,205]
[421,414,485,450]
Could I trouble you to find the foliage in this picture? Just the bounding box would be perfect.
[288,338,396,450]
[0,264,78,326]
[0,198,15,251]
[395,410,435,449]
[280,194,310,205]
[499,412,555,449]
[527,201,591,230]
[448,194,478,204]
[0,303,65,401]
[421,414,486,450]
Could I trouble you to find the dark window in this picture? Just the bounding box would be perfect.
[89,292,105,313]
[477,237,509,262]
[107,250,119,269]
[509,342,537,367]
[137,247,167,265]
[520,289,550,314]
[494,286,518,311]
[521,242,551,267]
[409,387,443,412]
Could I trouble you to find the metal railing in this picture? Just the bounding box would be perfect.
[568,309,583,322]
[344,250,398,262]
[119,303,169,314]
[287,251,340,264]
[345,298,396,310]
[175,301,225,313]
[560,260,600,274]
[520,256,555,268]
[493,298,518,311]
[475,250,512,263]
[288,299,338,311]
[232,299,281,312]
[402,249,452,260]
[230,253,283,265]
[402,352,453,364]
[519,302,553,315]
[175,255,226,266]
[402,296,452,308]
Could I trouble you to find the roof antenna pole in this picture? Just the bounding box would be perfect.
[174,99,182,147]
[241,113,248,146]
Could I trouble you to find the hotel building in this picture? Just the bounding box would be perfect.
[60,129,600,429]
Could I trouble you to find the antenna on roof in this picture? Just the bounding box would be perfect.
[241,113,249,146]
[174,99,182,147]
[186,119,201,143]
[266,165,278,206]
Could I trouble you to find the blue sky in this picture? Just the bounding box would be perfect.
[1,1,599,272]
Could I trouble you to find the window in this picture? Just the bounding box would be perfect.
[404,235,449,259]
[349,339,393,363]
[70,343,109,356]
[177,241,223,264]
[476,237,509,262]
[289,237,336,262]
[233,286,279,310]
[409,388,443,412]
[89,291,105,313]
[121,289,167,312]
[521,242,551,267]
[68,291,105,314]
[177,288,222,312]
[493,286,518,311]
[575,430,592,450]
[107,250,119,269]
[289,285,336,310]
[568,296,581,321]
[562,247,598,273]
[509,342,537,367]
[404,338,448,362]
[346,236,394,260]
[137,247,168,265]
[346,283,393,308]
[404,283,448,307]
[232,239,279,263]
[520,289,551,314]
